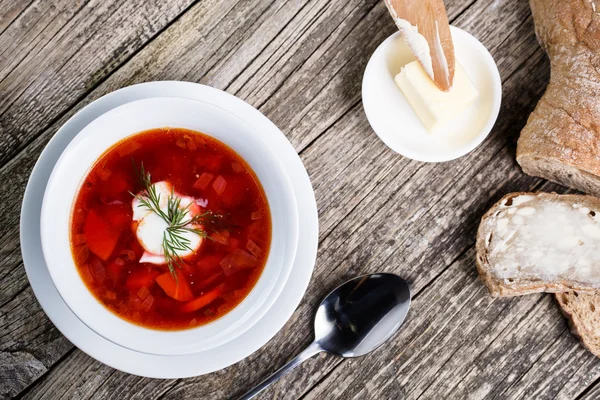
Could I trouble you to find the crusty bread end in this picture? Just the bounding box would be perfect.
[517,157,600,198]
[516,0,600,197]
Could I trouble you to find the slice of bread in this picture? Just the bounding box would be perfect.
[476,192,600,297]
[556,292,600,357]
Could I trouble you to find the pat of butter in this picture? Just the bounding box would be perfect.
[395,61,478,133]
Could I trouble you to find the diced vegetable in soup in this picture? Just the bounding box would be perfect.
[70,128,271,330]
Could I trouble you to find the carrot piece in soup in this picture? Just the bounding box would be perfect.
[156,271,194,301]
[185,135,197,151]
[212,175,227,195]
[84,210,120,260]
[125,269,160,291]
[180,284,224,313]
[220,249,257,276]
[194,172,214,190]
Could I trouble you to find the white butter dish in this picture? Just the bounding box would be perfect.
[362,27,502,162]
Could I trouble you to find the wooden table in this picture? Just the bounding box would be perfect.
[2,0,599,398]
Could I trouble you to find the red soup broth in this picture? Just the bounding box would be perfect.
[70,128,272,330]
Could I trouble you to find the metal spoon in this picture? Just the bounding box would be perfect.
[240,273,411,399]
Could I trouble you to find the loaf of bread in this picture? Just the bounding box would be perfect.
[516,0,600,196]
[476,192,600,297]
[556,292,600,357]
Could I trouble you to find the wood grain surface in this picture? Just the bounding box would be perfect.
[1,0,598,398]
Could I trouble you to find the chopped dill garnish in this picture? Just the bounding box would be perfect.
[130,161,223,280]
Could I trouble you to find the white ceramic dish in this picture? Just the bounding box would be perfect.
[362,27,502,162]
[41,97,299,356]
[21,81,318,377]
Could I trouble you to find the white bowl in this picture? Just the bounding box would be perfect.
[362,27,502,162]
[41,97,299,356]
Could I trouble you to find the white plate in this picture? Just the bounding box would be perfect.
[362,27,502,162]
[41,97,299,356]
[20,81,318,378]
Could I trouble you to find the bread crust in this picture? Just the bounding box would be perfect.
[516,0,600,196]
[556,292,600,357]
[476,192,600,297]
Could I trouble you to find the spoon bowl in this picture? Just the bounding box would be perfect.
[315,273,411,357]
[241,273,411,399]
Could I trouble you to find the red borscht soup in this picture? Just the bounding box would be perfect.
[70,128,271,330]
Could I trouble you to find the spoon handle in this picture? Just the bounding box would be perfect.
[239,341,323,400]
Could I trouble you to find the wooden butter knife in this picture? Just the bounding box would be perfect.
[384,0,455,91]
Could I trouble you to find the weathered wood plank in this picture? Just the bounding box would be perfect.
[19,350,178,400]
[490,327,600,399]
[0,0,196,167]
[0,287,72,398]
[0,0,34,35]
[0,0,86,83]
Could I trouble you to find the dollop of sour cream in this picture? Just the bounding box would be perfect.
[132,181,203,264]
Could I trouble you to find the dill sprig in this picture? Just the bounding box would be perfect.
[130,161,221,280]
